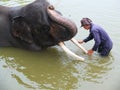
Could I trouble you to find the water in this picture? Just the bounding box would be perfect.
[0,0,120,90]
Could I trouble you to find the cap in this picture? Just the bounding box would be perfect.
[80,18,92,27]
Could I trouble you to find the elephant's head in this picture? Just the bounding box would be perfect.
[11,0,77,46]
[10,0,87,60]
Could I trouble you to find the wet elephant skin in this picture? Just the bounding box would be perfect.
[0,0,77,51]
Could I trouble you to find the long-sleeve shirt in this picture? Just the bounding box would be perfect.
[83,23,113,51]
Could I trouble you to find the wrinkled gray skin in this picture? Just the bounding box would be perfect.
[0,0,77,51]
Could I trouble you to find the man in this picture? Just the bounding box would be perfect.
[78,18,113,56]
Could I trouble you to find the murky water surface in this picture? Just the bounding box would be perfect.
[0,0,120,90]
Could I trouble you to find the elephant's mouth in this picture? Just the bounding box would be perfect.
[47,5,88,61]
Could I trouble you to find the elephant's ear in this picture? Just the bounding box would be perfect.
[11,16,33,44]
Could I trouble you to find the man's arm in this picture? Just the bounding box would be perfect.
[83,33,93,42]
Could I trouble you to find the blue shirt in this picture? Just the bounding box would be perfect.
[83,23,113,51]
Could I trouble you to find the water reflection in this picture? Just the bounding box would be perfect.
[0,47,76,90]
[71,55,113,89]
[0,47,113,90]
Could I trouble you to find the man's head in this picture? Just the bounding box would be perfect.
[80,18,92,30]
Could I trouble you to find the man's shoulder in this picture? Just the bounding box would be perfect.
[91,23,102,31]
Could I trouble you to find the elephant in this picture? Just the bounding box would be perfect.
[0,0,87,60]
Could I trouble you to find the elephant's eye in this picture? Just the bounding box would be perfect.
[41,25,50,32]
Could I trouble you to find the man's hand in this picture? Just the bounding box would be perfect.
[87,49,94,55]
[78,40,84,44]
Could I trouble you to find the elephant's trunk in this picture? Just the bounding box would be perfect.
[47,5,77,41]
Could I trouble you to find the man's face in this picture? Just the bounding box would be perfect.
[83,25,90,30]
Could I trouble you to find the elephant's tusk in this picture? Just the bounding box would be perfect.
[58,42,84,61]
[71,38,88,54]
